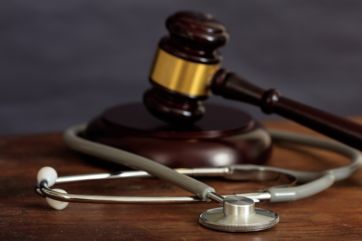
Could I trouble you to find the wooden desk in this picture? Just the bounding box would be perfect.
[1,118,361,241]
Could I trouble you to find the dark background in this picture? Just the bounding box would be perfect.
[1,0,361,135]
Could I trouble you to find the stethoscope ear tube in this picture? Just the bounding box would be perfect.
[268,174,334,202]
[62,125,362,204]
[270,130,362,182]
[266,130,362,202]
[63,125,215,201]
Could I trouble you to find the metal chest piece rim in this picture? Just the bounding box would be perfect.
[199,196,279,232]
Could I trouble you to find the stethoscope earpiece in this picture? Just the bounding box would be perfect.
[45,188,69,210]
[37,166,58,187]
[37,167,69,210]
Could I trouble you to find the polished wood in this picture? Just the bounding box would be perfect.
[85,103,271,167]
[162,11,228,64]
[1,118,361,241]
[144,11,362,149]
[144,11,228,124]
[212,69,362,149]
[143,85,207,124]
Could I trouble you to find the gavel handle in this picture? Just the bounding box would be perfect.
[211,69,362,150]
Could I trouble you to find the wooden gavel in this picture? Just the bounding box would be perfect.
[143,11,362,149]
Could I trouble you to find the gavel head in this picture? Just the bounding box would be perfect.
[143,11,229,125]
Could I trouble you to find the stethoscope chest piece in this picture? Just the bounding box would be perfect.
[199,196,279,232]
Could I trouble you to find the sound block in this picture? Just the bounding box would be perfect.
[83,103,272,168]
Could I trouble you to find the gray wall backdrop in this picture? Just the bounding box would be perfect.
[1,0,362,135]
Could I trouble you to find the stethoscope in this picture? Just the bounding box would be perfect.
[36,124,362,232]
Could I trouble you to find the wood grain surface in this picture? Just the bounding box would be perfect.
[0,118,361,241]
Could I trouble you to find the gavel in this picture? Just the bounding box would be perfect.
[143,11,362,150]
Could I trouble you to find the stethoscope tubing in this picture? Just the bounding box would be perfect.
[59,124,361,203]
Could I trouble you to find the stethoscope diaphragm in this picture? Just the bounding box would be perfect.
[199,196,279,232]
